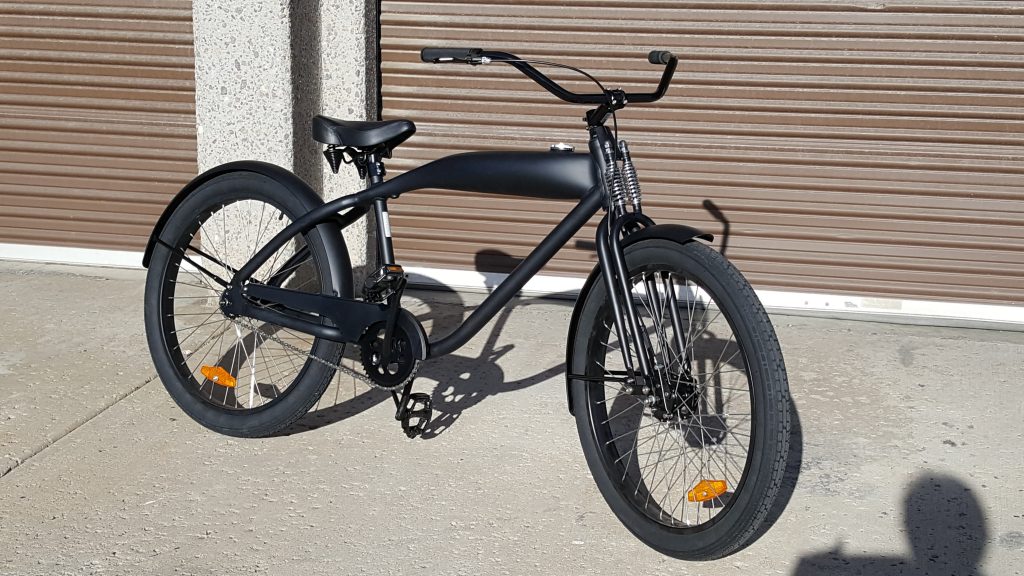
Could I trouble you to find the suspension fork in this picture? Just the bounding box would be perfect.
[662,272,693,375]
[595,212,657,385]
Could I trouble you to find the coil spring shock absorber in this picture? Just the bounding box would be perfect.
[619,140,642,212]
[602,140,627,213]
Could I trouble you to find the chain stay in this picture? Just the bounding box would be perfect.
[231,317,419,391]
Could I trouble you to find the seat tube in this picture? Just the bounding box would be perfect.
[366,153,395,265]
[372,198,395,265]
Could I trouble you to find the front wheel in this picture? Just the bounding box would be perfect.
[569,239,790,559]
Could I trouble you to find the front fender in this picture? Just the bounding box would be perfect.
[564,223,713,415]
[142,161,352,298]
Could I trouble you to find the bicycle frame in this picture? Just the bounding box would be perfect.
[157,48,699,384]
[140,48,791,546]
[218,144,613,361]
[211,122,691,378]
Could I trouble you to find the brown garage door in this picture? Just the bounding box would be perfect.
[0,0,197,252]
[380,0,1024,305]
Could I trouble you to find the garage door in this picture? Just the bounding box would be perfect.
[0,0,197,252]
[380,0,1024,305]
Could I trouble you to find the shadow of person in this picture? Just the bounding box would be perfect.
[793,472,988,576]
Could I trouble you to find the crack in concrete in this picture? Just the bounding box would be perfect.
[0,374,160,480]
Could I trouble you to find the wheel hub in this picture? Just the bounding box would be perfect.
[649,369,700,422]
[218,284,243,318]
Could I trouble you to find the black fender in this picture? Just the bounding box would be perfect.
[142,160,353,298]
[564,223,714,415]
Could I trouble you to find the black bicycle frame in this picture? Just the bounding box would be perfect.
[216,49,681,371]
[220,146,622,361]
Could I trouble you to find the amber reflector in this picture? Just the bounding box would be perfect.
[687,479,728,503]
[200,365,237,388]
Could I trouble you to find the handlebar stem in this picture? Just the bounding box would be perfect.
[586,89,627,128]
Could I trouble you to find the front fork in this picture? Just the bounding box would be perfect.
[596,214,696,416]
[591,124,651,388]
[591,128,692,411]
[596,213,654,384]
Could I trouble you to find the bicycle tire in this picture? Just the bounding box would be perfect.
[144,171,345,437]
[569,238,790,559]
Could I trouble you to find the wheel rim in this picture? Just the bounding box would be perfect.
[157,198,331,412]
[585,267,755,530]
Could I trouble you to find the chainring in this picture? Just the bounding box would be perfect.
[358,321,418,390]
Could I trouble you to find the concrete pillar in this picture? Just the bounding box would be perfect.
[319,0,379,280]
[191,0,375,272]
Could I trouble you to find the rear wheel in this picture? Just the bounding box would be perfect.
[144,172,345,437]
[570,239,790,559]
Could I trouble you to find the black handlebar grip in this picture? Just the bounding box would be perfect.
[420,47,483,63]
[648,50,675,65]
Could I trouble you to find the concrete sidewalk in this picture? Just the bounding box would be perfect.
[0,260,1022,575]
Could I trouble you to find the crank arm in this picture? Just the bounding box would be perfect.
[380,276,408,366]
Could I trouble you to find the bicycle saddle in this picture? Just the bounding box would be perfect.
[312,115,416,150]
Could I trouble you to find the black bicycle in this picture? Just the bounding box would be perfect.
[142,48,791,560]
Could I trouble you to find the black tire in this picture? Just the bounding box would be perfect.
[144,171,346,437]
[570,239,790,559]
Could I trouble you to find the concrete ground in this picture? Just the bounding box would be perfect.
[0,260,1022,576]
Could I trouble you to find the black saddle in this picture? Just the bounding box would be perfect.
[312,115,416,150]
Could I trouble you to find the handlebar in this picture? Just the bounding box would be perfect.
[647,50,674,65]
[419,47,677,107]
[420,47,484,63]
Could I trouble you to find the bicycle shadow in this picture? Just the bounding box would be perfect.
[415,250,571,438]
[792,472,988,576]
[283,251,572,437]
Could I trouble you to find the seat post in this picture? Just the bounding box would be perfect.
[366,152,395,265]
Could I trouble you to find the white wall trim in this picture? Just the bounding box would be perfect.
[752,289,1024,330]
[406,266,583,296]
[1,251,1019,330]
[406,266,1024,331]
[0,243,143,269]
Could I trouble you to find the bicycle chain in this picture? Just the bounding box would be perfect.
[231,317,420,391]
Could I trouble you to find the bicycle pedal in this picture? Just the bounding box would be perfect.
[400,392,432,438]
[363,264,406,303]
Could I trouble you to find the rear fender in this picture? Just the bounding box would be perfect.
[142,161,353,298]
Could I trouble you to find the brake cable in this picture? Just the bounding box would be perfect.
[473,57,621,144]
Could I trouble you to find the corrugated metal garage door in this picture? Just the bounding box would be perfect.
[0,0,197,251]
[380,0,1024,305]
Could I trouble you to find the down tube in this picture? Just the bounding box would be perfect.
[427,188,605,358]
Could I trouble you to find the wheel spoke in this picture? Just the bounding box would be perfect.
[580,260,767,532]
[154,196,337,415]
